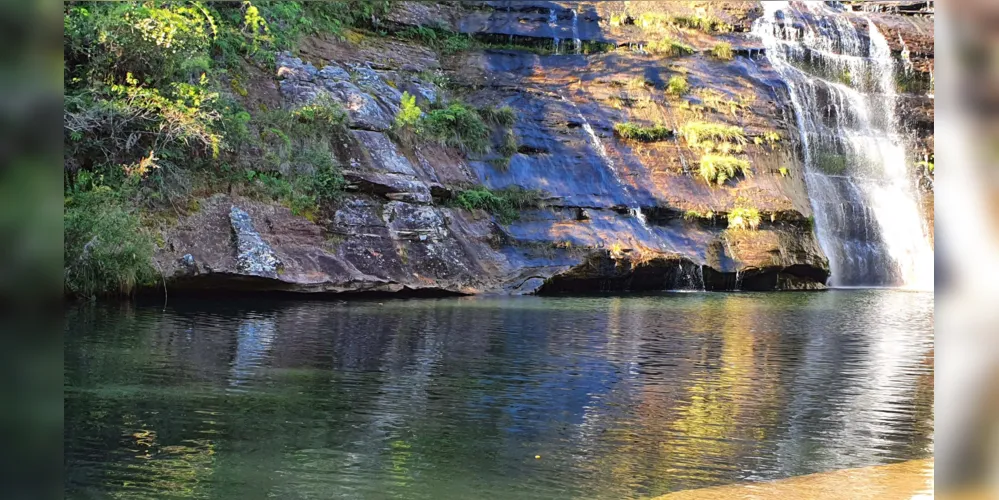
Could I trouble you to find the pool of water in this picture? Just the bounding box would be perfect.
[64,290,934,499]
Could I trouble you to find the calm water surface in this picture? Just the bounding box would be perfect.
[65,290,934,499]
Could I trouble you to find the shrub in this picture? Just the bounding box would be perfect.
[395,91,422,129]
[727,207,761,230]
[646,37,695,57]
[680,121,747,146]
[699,154,752,185]
[453,186,546,223]
[614,122,673,142]
[711,42,733,60]
[65,3,215,88]
[419,103,491,154]
[666,75,690,96]
[64,185,157,297]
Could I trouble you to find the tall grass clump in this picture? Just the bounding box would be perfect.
[64,183,156,297]
[680,121,747,146]
[727,207,761,230]
[613,122,673,142]
[699,154,751,185]
[646,37,695,57]
[711,42,733,60]
[666,75,690,96]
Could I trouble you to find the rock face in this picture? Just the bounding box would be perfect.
[153,1,933,296]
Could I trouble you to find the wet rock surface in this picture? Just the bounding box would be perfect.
[154,1,933,295]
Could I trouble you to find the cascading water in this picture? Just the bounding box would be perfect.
[753,1,933,289]
[571,9,581,54]
[548,9,560,55]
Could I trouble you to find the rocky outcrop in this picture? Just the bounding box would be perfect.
[152,1,932,296]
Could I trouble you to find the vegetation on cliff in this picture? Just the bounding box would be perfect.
[63,1,389,296]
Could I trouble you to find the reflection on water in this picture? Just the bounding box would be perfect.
[65,291,933,499]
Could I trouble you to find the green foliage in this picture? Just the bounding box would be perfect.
[498,130,519,157]
[395,91,422,129]
[711,42,733,60]
[815,153,847,175]
[452,186,546,224]
[419,103,491,154]
[683,209,715,221]
[396,25,473,54]
[64,2,215,88]
[478,105,516,127]
[632,12,732,34]
[666,75,690,97]
[727,207,761,230]
[672,14,733,33]
[680,121,747,146]
[699,154,752,185]
[64,184,157,297]
[646,37,695,57]
[609,13,632,27]
[613,122,673,142]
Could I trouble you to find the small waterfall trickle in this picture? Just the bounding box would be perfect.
[562,93,617,176]
[506,5,513,44]
[898,34,913,75]
[753,1,933,290]
[548,9,560,55]
[571,9,581,54]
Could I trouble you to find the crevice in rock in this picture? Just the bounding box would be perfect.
[536,251,828,294]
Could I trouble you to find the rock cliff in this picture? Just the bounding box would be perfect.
[152,1,933,295]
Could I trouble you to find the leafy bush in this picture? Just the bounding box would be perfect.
[711,42,733,60]
[395,91,423,129]
[64,184,157,297]
[727,207,761,230]
[452,186,546,223]
[646,37,694,57]
[680,121,747,146]
[614,122,673,142]
[65,3,215,88]
[699,154,752,185]
[666,75,690,96]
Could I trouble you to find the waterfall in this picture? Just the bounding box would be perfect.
[571,9,581,54]
[548,9,560,55]
[753,1,933,290]
[563,94,617,176]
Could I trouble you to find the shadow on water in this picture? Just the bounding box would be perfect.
[66,290,933,499]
